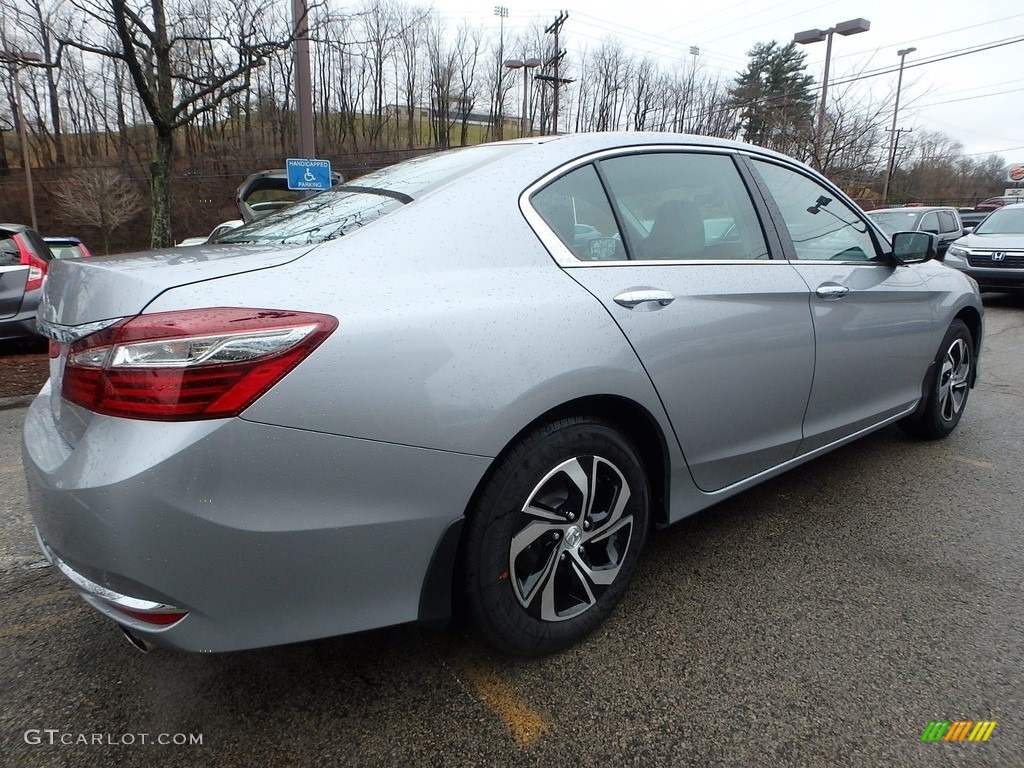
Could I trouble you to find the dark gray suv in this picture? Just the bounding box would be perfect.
[0,224,52,342]
[868,206,964,258]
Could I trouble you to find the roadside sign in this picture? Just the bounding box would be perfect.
[1006,164,1024,183]
[286,158,332,191]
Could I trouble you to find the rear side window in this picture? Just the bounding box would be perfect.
[531,164,623,261]
[937,210,959,233]
[600,152,769,261]
[531,151,771,262]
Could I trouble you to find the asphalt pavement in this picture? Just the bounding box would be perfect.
[2,295,1022,767]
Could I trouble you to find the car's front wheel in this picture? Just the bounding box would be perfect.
[463,417,649,656]
[900,319,974,439]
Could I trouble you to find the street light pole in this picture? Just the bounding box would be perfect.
[0,50,42,231]
[882,47,917,206]
[794,18,870,166]
[504,58,541,138]
[494,6,508,140]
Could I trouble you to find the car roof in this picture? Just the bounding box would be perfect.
[44,236,83,244]
[869,206,955,213]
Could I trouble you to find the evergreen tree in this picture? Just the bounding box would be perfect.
[729,41,815,156]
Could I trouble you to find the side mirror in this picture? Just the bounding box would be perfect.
[584,237,622,261]
[891,231,936,265]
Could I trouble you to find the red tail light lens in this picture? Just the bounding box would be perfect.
[62,308,337,420]
[14,233,47,291]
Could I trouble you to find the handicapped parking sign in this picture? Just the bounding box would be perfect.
[286,158,333,191]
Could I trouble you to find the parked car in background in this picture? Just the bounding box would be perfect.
[958,209,990,231]
[44,236,94,260]
[945,202,1024,291]
[867,206,964,258]
[975,196,1020,212]
[235,168,343,223]
[23,133,983,658]
[176,219,244,247]
[0,223,52,342]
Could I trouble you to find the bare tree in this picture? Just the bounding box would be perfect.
[58,0,299,247]
[51,168,144,253]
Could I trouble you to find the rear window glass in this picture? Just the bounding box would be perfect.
[869,211,921,235]
[219,144,525,245]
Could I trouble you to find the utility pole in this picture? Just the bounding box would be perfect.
[537,11,572,135]
[884,127,913,203]
[882,47,917,205]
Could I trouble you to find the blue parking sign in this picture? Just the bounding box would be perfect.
[286,158,333,191]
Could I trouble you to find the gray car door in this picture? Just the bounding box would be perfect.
[530,151,816,493]
[0,236,30,320]
[748,158,936,453]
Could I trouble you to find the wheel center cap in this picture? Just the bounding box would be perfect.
[564,525,583,549]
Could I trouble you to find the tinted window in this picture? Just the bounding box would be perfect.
[920,212,939,233]
[753,160,877,262]
[531,164,623,261]
[599,152,769,260]
[937,210,958,233]
[870,211,921,235]
[0,236,19,267]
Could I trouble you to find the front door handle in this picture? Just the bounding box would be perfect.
[815,283,850,300]
[613,289,675,310]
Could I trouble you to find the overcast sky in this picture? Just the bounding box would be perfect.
[426,0,1024,163]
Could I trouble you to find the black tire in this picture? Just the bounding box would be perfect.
[900,319,973,439]
[463,417,650,656]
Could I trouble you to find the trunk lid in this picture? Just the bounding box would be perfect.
[36,243,313,445]
[38,243,313,327]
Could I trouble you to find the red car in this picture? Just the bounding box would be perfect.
[975,196,1020,211]
[44,236,94,260]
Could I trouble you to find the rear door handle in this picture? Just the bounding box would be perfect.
[815,283,850,300]
[613,289,675,310]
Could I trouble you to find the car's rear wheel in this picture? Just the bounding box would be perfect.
[900,319,973,439]
[463,417,649,656]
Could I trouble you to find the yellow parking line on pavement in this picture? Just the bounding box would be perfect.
[450,647,550,747]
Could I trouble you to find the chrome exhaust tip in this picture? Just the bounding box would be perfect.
[118,624,155,653]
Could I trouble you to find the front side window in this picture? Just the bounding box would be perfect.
[753,160,878,262]
[920,212,940,233]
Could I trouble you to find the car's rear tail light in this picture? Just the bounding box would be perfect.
[62,308,337,420]
[15,234,47,291]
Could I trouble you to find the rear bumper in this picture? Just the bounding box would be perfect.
[0,313,41,341]
[22,389,491,652]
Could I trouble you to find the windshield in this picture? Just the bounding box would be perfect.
[974,207,1024,235]
[869,211,921,236]
[219,144,525,245]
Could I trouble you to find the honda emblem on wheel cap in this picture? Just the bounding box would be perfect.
[992,252,1006,261]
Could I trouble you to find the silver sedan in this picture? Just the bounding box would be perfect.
[22,133,983,656]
